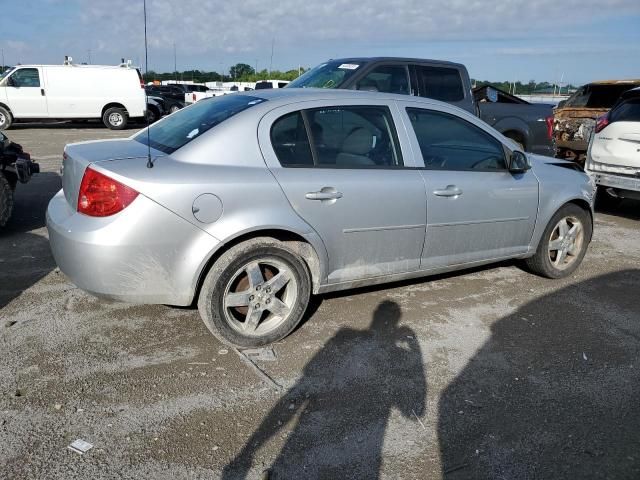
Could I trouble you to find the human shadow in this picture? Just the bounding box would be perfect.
[438,270,640,479]
[223,300,426,479]
[0,171,60,309]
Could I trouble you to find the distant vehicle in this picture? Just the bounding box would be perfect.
[145,85,185,114]
[554,79,640,164]
[0,59,146,130]
[287,58,554,156]
[145,96,165,124]
[47,89,594,347]
[166,83,210,93]
[255,80,290,90]
[1,131,38,227]
[586,87,640,205]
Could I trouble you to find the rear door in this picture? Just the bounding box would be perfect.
[398,101,539,269]
[259,99,427,284]
[5,67,48,118]
[590,97,640,168]
[411,64,475,114]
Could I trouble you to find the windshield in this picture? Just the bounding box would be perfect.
[134,95,266,154]
[0,67,15,82]
[287,61,362,89]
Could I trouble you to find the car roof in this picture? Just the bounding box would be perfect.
[586,79,640,86]
[227,87,462,112]
[321,56,465,69]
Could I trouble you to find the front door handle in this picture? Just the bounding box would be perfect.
[433,185,463,197]
[41,88,45,96]
[305,190,343,201]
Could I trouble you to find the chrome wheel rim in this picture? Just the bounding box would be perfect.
[223,259,297,336]
[548,216,584,270]
[0,112,5,127]
[169,105,179,113]
[109,112,124,126]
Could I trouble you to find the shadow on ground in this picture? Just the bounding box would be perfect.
[223,300,426,479]
[439,269,640,479]
[0,171,60,309]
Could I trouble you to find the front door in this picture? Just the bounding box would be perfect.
[259,101,427,284]
[400,103,539,269]
[5,67,48,118]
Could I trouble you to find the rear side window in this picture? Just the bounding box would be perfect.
[9,68,40,87]
[406,108,506,171]
[271,106,403,168]
[610,98,640,122]
[135,95,266,154]
[356,65,410,95]
[415,66,464,102]
[565,85,637,108]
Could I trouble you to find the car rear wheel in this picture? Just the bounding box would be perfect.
[168,104,181,114]
[0,106,12,130]
[524,203,591,278]
[198,238,311,348]
[0,174,14,227]
[102,107,128,130]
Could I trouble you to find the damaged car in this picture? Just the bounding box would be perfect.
[554,79,640,164]
[0,131,39,227]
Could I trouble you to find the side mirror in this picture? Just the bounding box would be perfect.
[509,150,531,173]
[486,87,498,103]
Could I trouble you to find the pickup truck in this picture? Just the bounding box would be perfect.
[287,57,555,156]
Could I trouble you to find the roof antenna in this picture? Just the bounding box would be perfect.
[143,0,153,168]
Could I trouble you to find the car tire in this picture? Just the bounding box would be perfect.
[0,106,12,130]
[595,186,622,209]
[198,238,312,348]
[0,174,14,227]
[168,104,181,114]
[524,203,592,279]
[146,106,160,124]
[102,107,128,130]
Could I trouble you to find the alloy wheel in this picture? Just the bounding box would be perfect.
[547,216,584,270]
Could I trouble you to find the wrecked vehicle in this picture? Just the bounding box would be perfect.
[554,79,640,164]
[0,131,39,227]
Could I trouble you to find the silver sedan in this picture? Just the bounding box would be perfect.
[47,89,595,347]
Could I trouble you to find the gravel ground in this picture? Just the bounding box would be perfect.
[1,124,639,479]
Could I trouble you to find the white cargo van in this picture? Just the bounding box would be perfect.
[0,62,146,130]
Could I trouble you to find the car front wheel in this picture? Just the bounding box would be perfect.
[525,203,592,278]
[198,238,311,348]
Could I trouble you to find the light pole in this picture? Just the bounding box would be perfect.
[173,42,177,80]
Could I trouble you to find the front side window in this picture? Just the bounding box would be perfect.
[415,66,464,102]
[270,105,403,168]
[287,61,362,89]
[135,95,266,154]
[407,108,506,171]
[10,68,40,87]
[356,65,410,94]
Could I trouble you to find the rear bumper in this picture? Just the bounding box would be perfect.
[46,189,220,306]
[589,172,640,194]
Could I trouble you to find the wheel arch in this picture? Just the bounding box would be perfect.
[192,227,327,306]
[101,102,128,117]
[529,197,594,255]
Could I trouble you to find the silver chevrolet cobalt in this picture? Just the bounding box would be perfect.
[47,89,595,347]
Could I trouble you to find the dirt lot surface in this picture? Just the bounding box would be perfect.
[1,123,639,479]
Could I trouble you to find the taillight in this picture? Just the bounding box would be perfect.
[77,167,139,217]
[192,93,196,102]
[545,116,554,140]
[595,114,609,134]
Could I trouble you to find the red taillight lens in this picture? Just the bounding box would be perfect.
[545,116,554,140]
[595,114,609,134]
[192,93,196,102]
[77,167,139,217]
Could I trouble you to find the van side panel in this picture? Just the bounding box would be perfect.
[43,66,145,119]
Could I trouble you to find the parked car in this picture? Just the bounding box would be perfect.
[1,131,38,227]
[145,96,165,124]
[166,83,210,93]
[554,79,640,164]
[145,85,185,114]
[287,57,555,156]
[0,60,146,130]
[586,87,640,205]
[255,80,290,90]
[47,90,594,347]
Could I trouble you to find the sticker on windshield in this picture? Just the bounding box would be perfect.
[338,63,360,70]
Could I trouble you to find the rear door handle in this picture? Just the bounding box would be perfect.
[41,88,45,96]
[433,185,463,197]
[305,191,343,201]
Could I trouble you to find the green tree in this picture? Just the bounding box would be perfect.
[229,63,254,79]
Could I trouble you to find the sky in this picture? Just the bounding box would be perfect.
[2,0,640,85]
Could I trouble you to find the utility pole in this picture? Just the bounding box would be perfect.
[173,42,177,80]
[255,59,258,76]
[1,49,4,72]
[269,38,274,78]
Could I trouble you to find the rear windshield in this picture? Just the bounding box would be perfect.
[287,61,362,89]
[134,95,266,154]
[564,84,638,108]
[610,98,640,122]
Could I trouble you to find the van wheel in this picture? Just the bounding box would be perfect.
[0,174,14,227]
[198,238,311,348]
[524,203,591,278]
[0,106,12,130]
[102,107,128,130]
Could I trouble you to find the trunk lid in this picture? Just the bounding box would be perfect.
[62,138,165,208]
